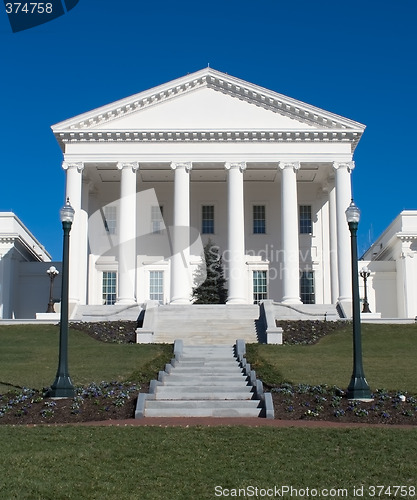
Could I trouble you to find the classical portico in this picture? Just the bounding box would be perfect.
[52,68,364,312]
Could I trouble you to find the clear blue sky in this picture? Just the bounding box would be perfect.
[1,0,416,259]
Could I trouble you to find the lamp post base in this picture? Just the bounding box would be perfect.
[46,376,75,399]
[347,376,373,400]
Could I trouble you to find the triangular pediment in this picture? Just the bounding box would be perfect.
[53,68,365,132]
[93,86,325,131]
[52,68,365,151]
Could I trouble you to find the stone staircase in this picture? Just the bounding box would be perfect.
[140,304,260,345]
[136,341,274,418]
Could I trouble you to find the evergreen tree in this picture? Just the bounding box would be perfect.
[192,240,228,304]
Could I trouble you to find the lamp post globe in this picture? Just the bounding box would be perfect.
[345,200,372,400]
[47,198,75,398]
[360,266,372,313]
[46,266,59,313]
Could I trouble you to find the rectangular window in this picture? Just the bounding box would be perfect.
[104,206,117,235]
[151,205,164,234]
[253,270,267,304]
[299,205,312,234]
[253,205,266,234]
[300,271,315,304]
[202,205,214,234]
[149,271,164,303]
[102,271,117,305]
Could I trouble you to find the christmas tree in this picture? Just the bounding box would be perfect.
[192,240,228,304]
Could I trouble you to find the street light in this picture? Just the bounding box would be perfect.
[345,200,372,400]
[360,266,372,313]
[46,266,59,313]
[47,198,75,398]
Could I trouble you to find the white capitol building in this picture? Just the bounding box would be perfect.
[1,69,416,323]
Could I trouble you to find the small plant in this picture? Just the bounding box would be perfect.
[354,408,369,417]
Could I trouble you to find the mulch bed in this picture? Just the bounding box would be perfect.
[276,319,347,344]
[1,320,416,426]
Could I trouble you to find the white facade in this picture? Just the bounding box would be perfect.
[0,213,55,319]
[51,68,366,312]
[362,211,417,319]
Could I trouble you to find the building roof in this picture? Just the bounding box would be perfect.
[0,212,51,262]
[52,68,365,153]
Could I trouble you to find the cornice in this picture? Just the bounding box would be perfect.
[0,234,48,262]
[56,129,361,152]
[397,233,417,242]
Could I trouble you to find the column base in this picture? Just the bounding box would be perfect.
[226,298,248,305]
[116,298,137,305]
[281,297,302,305]
[170,298,191,305]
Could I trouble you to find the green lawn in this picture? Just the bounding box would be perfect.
[247,323,417,393]
[1,323,417,499]
[1,426,416,500]
[0,324,171,391]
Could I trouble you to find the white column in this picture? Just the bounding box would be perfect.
[79,179,90,305]
[328,182,339,303]
[170,162,192,304]
[396,237,417,318]
[225,162,247,304]
[63,161,84,305]
[116,162,138,304]
[279,162,301,304]
[333,161,354,302]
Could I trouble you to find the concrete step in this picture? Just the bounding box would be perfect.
[156,334,257,345]
[154,385,253,394]
[182,349,235,355]
[144,400,262,418]
[168,367,243,375]
[154,388,253,400]
[177,360,237,366]
[162,375,248,385]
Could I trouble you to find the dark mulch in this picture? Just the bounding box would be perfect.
[271,384,417,426]
[70,321,137,343]
[0,382,143,426]
[276,319,348,344]
[1,320,416,426]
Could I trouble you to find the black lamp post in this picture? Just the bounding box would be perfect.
[360,266,372,313]
[47,198,75,398]
[345,200,372,400]
[46,266,59,313]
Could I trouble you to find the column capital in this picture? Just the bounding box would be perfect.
[278,161,300,172]
[333,161,355,173]
[117,161,139,173]
[62,161,84,172]
[225,161,246,173]
[171,162,192,173]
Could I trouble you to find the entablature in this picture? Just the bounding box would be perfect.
[56,129,361,153]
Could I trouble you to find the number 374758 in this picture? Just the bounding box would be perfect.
[5,3,53,14]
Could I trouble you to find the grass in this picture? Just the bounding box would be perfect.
[0,324,172,391]
[1,426,416,499]
[1,323,417,498]
[247,323,417,392]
